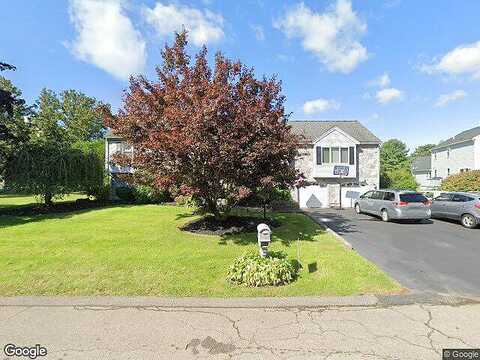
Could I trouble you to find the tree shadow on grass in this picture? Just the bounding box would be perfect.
[218,212,326,247]
[0,203,138,229]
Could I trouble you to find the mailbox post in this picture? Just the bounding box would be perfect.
[257,223,271,257]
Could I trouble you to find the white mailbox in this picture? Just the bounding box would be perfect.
[257,223,271,257]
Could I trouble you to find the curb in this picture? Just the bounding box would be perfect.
[0,293,478,309]
[301,210,354,250]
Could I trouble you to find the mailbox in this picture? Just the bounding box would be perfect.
[257,223,271,257]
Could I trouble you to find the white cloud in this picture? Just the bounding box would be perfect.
[143,2,224,46]
[250,24,265,41]
[275,0,368,73]
[435,90,467,107]
[68,0,146,80]
[303,98,340,114]
[369,72,390,88]
[375,88,403,104]
[423,41,480,80]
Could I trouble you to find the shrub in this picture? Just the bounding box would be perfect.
[381,168,418,190]
[227,250,297,287]
[133,185,169,204]
[174,194,196,208]
[115,186,135,202]
[442,170,480,192]
[89,183,111,202]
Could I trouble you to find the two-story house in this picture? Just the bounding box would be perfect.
[289,120,380,208]
[411,156,442,191]
[105,120,381,208]
[431,126,480,180]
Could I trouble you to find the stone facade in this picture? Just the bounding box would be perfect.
[296,145,315,181]
[357,145,380,188]
[294,143,380,188]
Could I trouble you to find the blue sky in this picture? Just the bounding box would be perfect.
[2,0,480,150]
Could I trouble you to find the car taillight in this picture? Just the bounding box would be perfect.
[395,201,409,207]
[423,200,432,207]
[475,202,480,210]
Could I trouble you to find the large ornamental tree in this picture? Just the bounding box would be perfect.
[105,32,299,218]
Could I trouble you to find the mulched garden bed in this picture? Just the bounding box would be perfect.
[180,215,281,236]
[0,199,110,216]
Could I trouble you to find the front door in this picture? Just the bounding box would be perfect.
[328,184,340,208]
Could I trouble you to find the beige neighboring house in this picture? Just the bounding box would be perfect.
[289,120,381,209]
[431,126,480,180]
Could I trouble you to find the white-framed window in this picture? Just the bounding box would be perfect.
[317,146,354,165]
[447,149,450,159]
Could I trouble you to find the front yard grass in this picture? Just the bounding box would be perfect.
[0,193,84,210]
[0,195,401,296]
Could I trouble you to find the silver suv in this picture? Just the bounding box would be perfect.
[354,190,431,222]
[431,192,480,228]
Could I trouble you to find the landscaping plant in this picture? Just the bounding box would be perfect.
[441,170,480,192]
[227,250,297,287]
[104,31,299,220]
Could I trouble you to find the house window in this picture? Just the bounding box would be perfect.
[447,168,450,176]
[340,148,349,163]
[331,147,340,163]
[447,149,450,159]
[319,146,354,164]
[322,147,330,163]
[434,169,437,177]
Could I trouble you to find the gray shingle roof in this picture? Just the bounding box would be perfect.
[288,120,381,144]
[411,156,431,172]
[105,128,122,139]
[433,126,480,150]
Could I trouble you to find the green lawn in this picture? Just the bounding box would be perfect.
[0,193,84,209]
[0,195,401,296]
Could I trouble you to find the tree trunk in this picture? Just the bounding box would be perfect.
[44,192,53,207]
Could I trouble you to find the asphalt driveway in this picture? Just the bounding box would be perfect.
[305,208,480,296]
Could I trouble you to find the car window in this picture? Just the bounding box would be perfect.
[361,191,373,199]
[452,194,474,202]
[372,191,384,200]
[434,193,452,202]
[399,193,428,203]
[383,192,395,201]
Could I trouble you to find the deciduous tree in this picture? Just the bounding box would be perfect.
[105,31,299,218]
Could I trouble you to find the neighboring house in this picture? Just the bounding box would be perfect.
[431,126,480,181]
[411,156,441,191]
[105,129,133,194]
[289,120,381,208]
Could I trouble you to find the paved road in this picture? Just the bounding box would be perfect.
[1,300,479,359]
[306,209,480,295]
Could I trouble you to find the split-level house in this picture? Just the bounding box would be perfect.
[289,120,381,208]
[431,126,480,181]
[105,120,381,208]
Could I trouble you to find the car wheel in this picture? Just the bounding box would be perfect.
[381,209,390,222]
[461,214,477,229]
[354,203,361,214]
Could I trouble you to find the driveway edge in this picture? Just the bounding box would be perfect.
[301,209,354,250]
